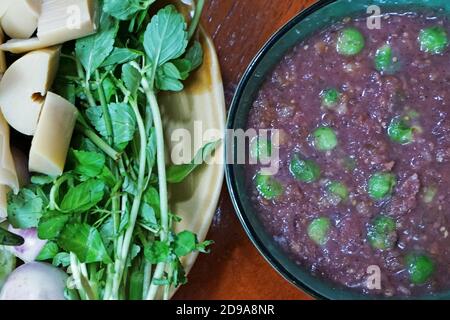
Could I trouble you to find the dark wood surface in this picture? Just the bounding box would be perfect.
[175,0,316,300]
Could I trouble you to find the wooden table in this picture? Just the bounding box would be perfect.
[175,0,316,300]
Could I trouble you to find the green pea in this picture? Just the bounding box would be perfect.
[375,44,399,74]
[321,88,341,108]
[387,116,414,145]
[367,215,397,250]
[289,154,321,183]
[422,186,437,204]
[405,253,435,285]
[250,136,272,161]
[308,217,331,246]
[312,127,338,151]
[336,27,365,56]
[327,181,349,201]
[419,26,449,54]
[368,172,396,200]
[255,172,283,200]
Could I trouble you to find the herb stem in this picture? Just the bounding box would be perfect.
[142,78,170,300]
[95,70,114,145]
[110,99,147,299]
[141,80,169,242]
[75,57,96,107]
[188,0,205,41]
[70,253,96,300]
[75,122,120,160]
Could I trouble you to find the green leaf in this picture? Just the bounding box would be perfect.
[52,252,71,267]
[31,175,54,186]
[171,259,187,287]
[127,244,141,267]
[197,240,214,253]
[118,210,129,234]
[79,137,101,153]
[86,103,137,150]
[144,241,170,264]
[122,63,141,96]
[37,211,71,240]
[104,0,154,21]
[58,223,112,264]
[143,5,188,67]
[0,227,24,246]
[173,231,196,257]
[143,187,160,208]
[98,77,117,103]
[99,166,116,188]
[155,62,184,91]
[60,179,105,213]
[8,188,44,229]
[172,59,192,80]
[167,140,220,184]
[139,202,158,231]
[75,12,119,78]
[147,128,157,168]
[123,176,137,196]
[36,242,59,261]
[70,149,106,178]
[101,47,142,67]
[99,217,114,244]
[185,41,203,71]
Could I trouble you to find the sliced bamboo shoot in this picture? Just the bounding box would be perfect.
[1,0,98,54]
[38,0,97,44]
[29,92,77,177]
[0,47,60,135]
[1,0,40,39]
[0,112,19,194]
[0,37,52,54]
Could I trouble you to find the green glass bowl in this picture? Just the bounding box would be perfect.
[225,0,450,300]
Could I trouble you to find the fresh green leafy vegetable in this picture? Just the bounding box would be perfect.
[166,140,220,184]
[60,179,105,213]
[104,0,155,21]
[86,103,137,150]
[7,0,210,301]
[37,211,71,240]
[8,188,44,229]
[101,47,143,67]
[71,150,106,178]
[143,5,188,69]
[58,223,112,264]
[36,242,59,261]
[75,12,119,79]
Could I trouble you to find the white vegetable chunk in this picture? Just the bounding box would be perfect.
[0,0,13,19]
[7,226,46,263]
[0,262,67,300]
[38,0,97,44]
[0,0,98,54]
[1,0,41,39]
[0,46,61,136]
[29,92,77,176]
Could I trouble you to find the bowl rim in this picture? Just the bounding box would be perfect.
[225,0,450,300]
[225,0,338,300]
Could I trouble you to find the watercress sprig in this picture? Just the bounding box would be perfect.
[7,0,216,301]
